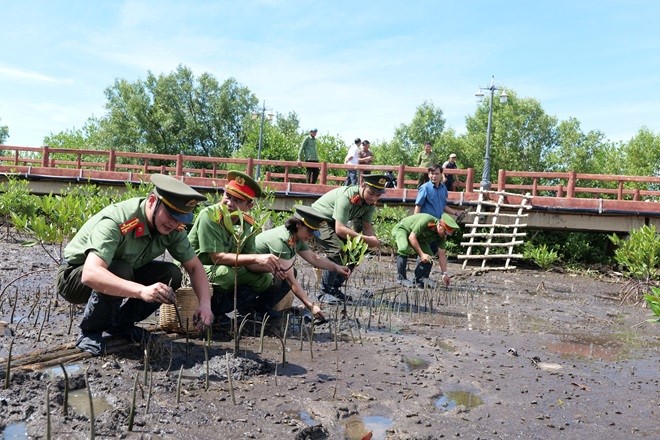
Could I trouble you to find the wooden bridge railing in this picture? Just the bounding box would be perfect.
[1,145,660,203]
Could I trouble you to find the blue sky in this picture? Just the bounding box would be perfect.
[2,0,659,148]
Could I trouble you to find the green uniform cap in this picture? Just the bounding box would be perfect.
[151,174,207,224]
[226,170,262,200]
[363,174,390,194]
[293,205,331,230]
[440,213,460,233]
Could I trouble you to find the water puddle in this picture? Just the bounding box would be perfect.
[2,421,28,439]
[39,363,81,378]
[435,390,484,411]
[299,411,320,426]
[343,415,393,440]
[403,356,429,371]
[547,333,629,361]
[67,388,113,418]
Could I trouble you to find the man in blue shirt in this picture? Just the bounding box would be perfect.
[414,163,465,255]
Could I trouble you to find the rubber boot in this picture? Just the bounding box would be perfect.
[414,262,433,286]
[321,269,337,296]
[396,256,408,282]
[396,256,414,287]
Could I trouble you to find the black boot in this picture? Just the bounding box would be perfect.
[414,262,435,288]
[396,256,414,287]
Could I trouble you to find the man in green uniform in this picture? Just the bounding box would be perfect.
[297,128,319,184]
[392,213,459,288]
[188,171,289,317]
[416,141,438,187]
[255,205,351,319]
[55,174,213,356]
[311,174,388,304]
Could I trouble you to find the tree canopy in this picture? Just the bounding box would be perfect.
[26,64,660,180]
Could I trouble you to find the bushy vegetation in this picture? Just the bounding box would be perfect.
[609,225,660,304]
[523,243,559,270]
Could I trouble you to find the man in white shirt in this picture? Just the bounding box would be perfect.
[344,138,361,186]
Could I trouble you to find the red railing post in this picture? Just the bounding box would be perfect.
[532,178,538,197]
[567,171,576,198]
[397,164,405,189]
[617,181,624,200]
[557,184,564,198]
[143,159,149,174]
[633,189,641,201]
[320,162,328,185]
[284,166,290,183]
[497,169,506,191]
[465,168,474,193]
[108,149,116,171]
[246,158,254,176]
[176,153,184,176]
[41,146,50,167]
[76,153,82,169]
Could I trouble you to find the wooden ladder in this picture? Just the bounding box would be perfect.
[459,190,532,273]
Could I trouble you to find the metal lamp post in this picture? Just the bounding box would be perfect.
[253,101,273,181]
[475,76,507,190]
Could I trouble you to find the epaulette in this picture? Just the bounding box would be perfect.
[243,213,255,225]
[119,218,141,235]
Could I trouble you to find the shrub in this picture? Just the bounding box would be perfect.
[524,243,559,270]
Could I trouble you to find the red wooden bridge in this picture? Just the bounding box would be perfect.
[1,145,659,233]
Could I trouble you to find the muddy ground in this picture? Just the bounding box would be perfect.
[0,234,658,440]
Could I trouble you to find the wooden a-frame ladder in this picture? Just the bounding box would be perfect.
[458,190,533,273]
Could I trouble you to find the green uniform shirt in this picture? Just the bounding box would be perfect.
[187,204,272,292]
[311,186,375,225]
[298,136,319,161]
[416,150,439,168]
[255,225,310,260]
[392,213,446,256]
[187,205,257,265]
[63,198,196,268]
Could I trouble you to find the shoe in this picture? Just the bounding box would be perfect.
[416,278,437,289]
[317,292,343,305]
[76,332,105,356]
[108,326,154,344]
[396,279,414,288]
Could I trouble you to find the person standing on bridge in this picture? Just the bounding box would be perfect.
[415,142,438,187]
[55,174,214,356]
[393,213,460,288]
[442,153,459,191]
[254,205,351,320]
[297,128,319,184]
[311,173,388,304]
[344,138,361,186]
[187,171,291,320]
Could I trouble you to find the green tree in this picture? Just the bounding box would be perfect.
[0,118,8,144]
[392,100,446,154]
[546,118,611,174]
[463,90,558,178]
[620,127,660,177]
[375,101,447,174]
[93,65,258,157]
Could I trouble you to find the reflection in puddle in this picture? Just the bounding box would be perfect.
[547,333,627,361]
[435,390,484,411]
[68,388,113,418]
[2,421,28,439]
[344,415,393,440]
[403,356,429,371]
[39,364,81,378]
[299,411,319,426]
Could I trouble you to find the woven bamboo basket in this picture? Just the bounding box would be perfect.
[159,286,210,335]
